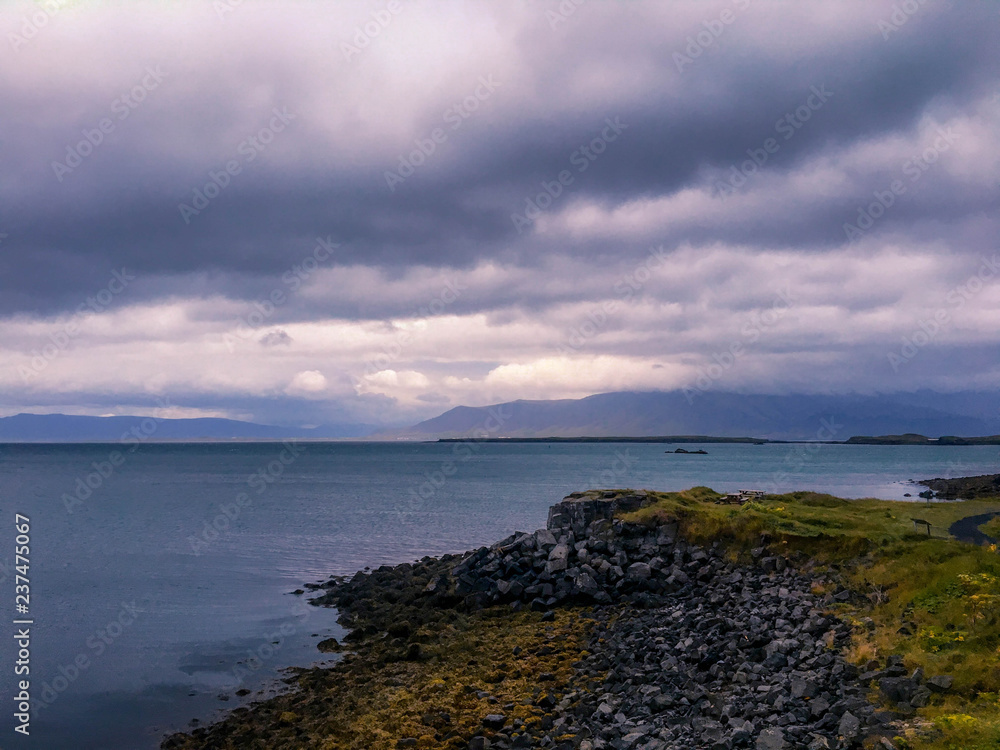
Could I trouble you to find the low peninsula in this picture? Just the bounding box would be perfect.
[165,486,1000,750]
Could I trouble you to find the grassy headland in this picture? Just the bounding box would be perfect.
[165,486,1000,750]
[621,488,1000,749]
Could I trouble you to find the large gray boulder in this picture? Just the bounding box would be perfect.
[546,490,651,536]
[838,711,860,740]
[546,543,570,573]
[926,674,954,692]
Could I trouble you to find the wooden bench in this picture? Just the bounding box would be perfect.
[911,518,932,536]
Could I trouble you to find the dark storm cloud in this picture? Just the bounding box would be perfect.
[1,0,998,318]
[1,0,998,426]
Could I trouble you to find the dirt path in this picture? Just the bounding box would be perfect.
[949,512,1000,546]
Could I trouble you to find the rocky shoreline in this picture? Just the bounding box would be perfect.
[919,473,1000,500]
[402,490,904,749]
[164,490,954,750]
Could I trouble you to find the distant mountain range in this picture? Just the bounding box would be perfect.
[382,390,1000,441]
[4,390,1000,442]
[0,413,379,442]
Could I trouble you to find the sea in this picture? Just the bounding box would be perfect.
[0,440,997,749]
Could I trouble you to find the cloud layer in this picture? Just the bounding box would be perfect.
[2,0,998,425]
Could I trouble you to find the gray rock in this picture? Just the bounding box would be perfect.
[546,544,570,573]
[546,492,648,535]
[482,714,507,730]
[810,695,830,718]
[627,562,652,580]
[548,543,570,561]
[926,674,954,692]
[574,572,601,597]
[756,727,787,749]
[879,676,917,704]
[791,676,819,699]
[838,711,860,739]
[534,529,557,548]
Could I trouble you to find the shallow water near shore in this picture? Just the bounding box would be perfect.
[0,440,997,749]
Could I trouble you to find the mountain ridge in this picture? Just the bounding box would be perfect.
[381,390,1000,441]
[0,413,379,442]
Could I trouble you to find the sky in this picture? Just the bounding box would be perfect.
[1,0,998,428]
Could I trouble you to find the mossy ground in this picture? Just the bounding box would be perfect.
[620,487,1000,749]
[164,607,595,750]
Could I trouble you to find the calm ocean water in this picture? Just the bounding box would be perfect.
[0,440,997,749]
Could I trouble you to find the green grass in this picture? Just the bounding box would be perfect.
[621,488,1000,557]
[979,516,1000,539]
[619,488,1000,749]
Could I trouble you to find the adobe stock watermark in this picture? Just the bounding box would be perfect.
[223,236,339,351]
[673,0,752,73]
[52,66,168,182]
[7,0,73,51]
[356,277,467,380]
[62,398,173,514]
[877,0,930,40]
[547,0,587,29]
[174,599,318,700]
[683,283,798,403]
[178,106,296,224]
[19,268,136,382]
[510,116,627,233]
[187,441,306,555]
[715,84,833,198]
[555,245,670,356]
[212,0,245,20]
[340,0,404,61]
[32,594,153,719]
[940,457,974,481]
[384,74,500,192]
[844,124,958,242]
[887,254,1000,372]
[582,448,644,492]
[764,417,843,493]
[401,405,512,510]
